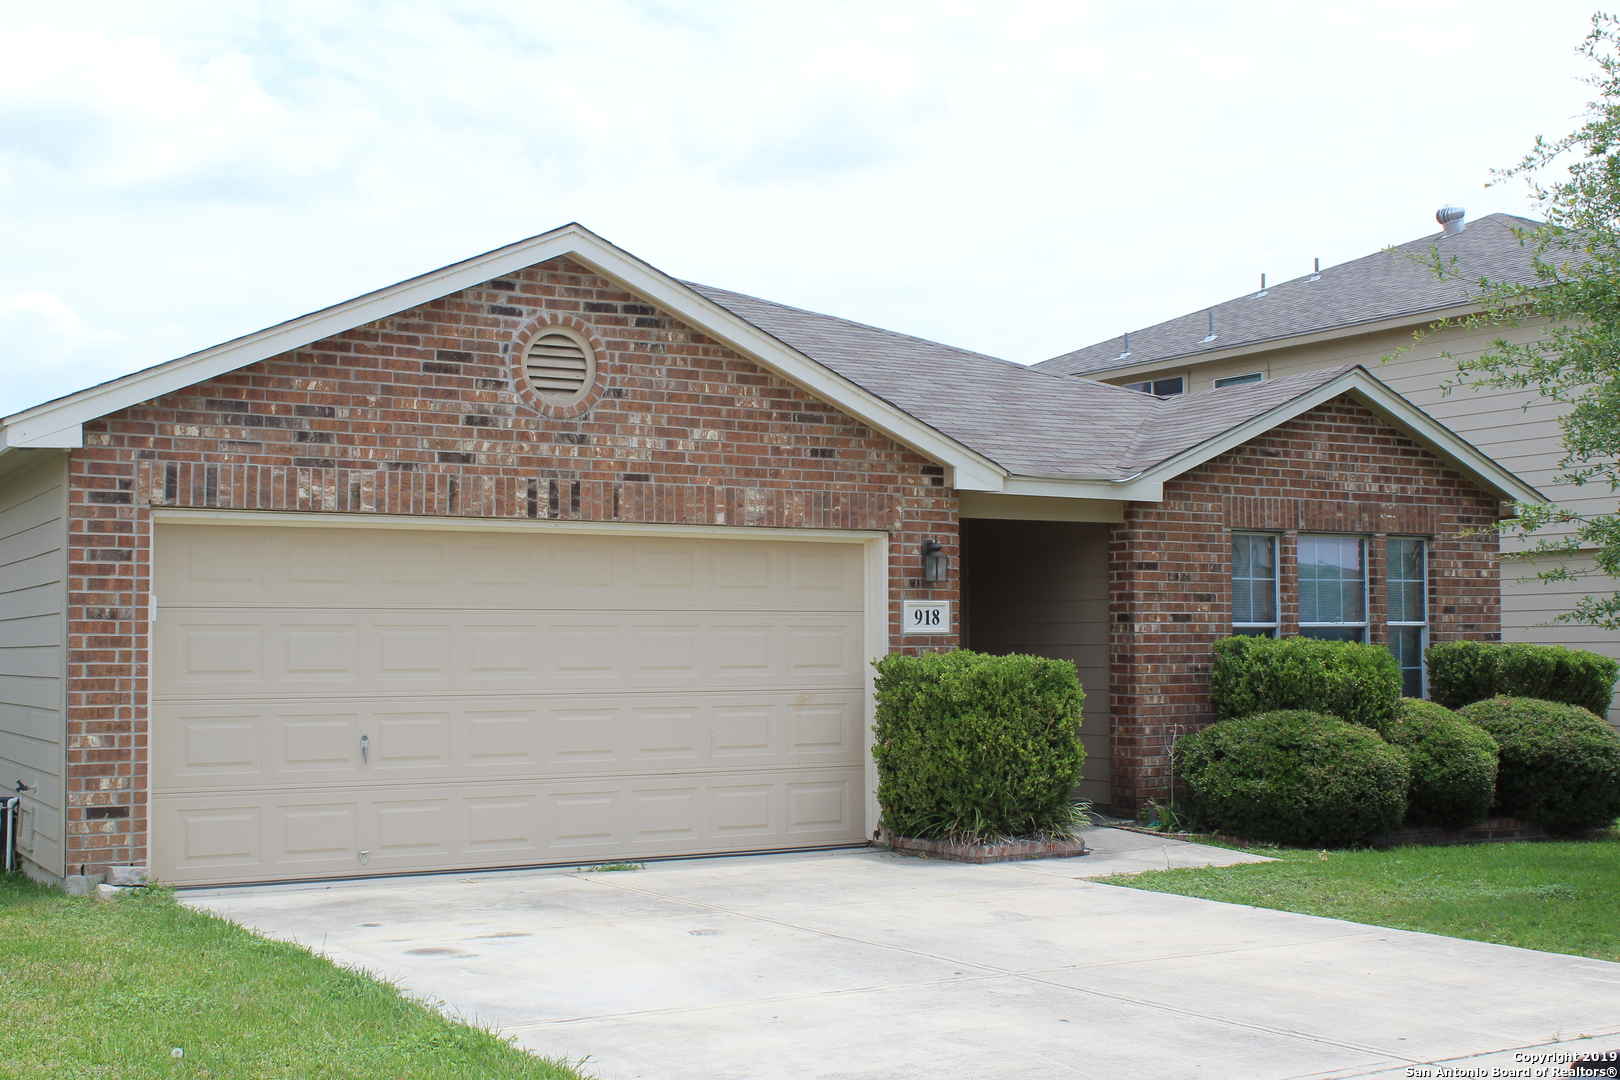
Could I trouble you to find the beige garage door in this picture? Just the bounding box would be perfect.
[151,522,870,885]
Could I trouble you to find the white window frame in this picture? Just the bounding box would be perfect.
[1386,536,1429,698]
[1296,534,1369,643]
[1231,532,1280,637]
[1214,371,1264,388]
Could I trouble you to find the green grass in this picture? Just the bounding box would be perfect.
[0,873,592,1080]
[1098,833,1620,961]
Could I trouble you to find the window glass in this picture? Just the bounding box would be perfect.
[1214,372,1264,388]
[1300,626,1365,643]
[1387,538,1427,696]
[1232,534,1277,628]
[1298,536,1365,625]
[1389,626,1425,697]
[1123,377,1185,397]
[1387,538,1426,624]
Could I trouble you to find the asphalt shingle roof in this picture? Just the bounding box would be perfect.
[688,281,1353,481]
[1035,212,1544,378]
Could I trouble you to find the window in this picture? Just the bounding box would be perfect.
[1123,376,1185,397]
[1214,372,1264,388]
[1387,537,1428,697]
[1231,534,1278,636]
[1298,535,1366,642]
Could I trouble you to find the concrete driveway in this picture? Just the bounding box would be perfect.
[183,828,1620,1080]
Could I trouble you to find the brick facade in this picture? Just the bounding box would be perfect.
[61,256,959,875]
[49,258,1511,873]
[1106,395,1504,811]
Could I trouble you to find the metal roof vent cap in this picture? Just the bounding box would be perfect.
[1437,205,1466,235]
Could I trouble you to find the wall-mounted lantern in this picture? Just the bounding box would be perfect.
[920,538,948,583]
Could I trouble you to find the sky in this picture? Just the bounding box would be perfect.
[0,0,1605,416]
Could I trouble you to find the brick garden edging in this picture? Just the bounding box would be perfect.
[883,833,1091,864]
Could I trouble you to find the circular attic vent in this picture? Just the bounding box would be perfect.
[524,328,596,404]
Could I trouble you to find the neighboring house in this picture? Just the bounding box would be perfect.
[1040,209,1620,717]
[0,224,1536,887]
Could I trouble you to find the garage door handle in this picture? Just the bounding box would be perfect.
[360,733,368,764]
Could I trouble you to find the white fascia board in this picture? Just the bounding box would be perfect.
[1073,303,1484,383]
[0,224,1007,490]
[1132,367,1546,506]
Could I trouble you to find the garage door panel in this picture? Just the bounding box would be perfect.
[158,691,864,791]
[154,523,871,885]
[156,612,863,696]
[374,798,452,858]
[176,713,262,775]
[152,766,867,884]
[164,802,263,871]
[280,713,361,772]
[280,802,359,864]
[158,526,865,612]
[372,710,452,770]
[787,779,855,834]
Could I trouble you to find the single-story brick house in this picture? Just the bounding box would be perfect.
[0,224,1539,886]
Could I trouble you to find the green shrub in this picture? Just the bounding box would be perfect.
[1427,641,1618,718]
[1208,636,1402,733]
[1455,696,1620,831]
[871,650,1085,842]
[1385,698,1498,831]
[1174,710,1409,847]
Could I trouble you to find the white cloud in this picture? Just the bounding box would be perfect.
[0,0,1604,416]
[0,293,185,415]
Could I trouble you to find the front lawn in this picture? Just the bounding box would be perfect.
[1098,833,1620,961]
[0,873,591,1080]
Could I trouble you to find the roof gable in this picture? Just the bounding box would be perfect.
[0,224,1010,490]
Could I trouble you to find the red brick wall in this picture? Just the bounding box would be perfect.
[1107,395,1504,811]
[62,256,958,875]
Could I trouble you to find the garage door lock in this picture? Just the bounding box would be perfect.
[360,733,368,763]
[359,849,370,866]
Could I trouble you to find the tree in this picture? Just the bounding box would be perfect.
[1411,12,1620,630]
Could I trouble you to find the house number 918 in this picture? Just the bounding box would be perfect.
[901,601,950,635]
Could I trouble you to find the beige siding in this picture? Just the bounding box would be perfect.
[0,451,68,882]
[1095,320,1620,709]
[963,520,1111,807]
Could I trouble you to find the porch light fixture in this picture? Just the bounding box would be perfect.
[921,539,948,583]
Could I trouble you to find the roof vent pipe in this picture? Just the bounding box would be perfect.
[1437,205,1466,235]
[1199,310,1217,345]
[1308,257,1321,282]
[1254,273,1268,298]
[1116,331,1131,360]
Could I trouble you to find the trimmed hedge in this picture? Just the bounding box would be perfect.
[1455,696,1620,832]
[1208,636,1402,733]
[1174,711,1409,847]
[1427,641,1618,718]
[1385,698,1498,831]
[871,650,1085,842]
